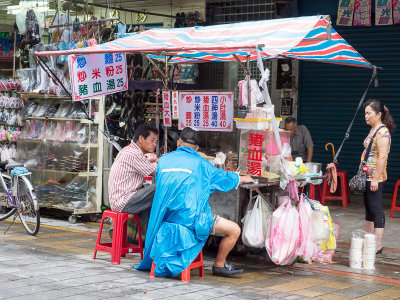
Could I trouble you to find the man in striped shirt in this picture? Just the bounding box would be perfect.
[108,124,158,217]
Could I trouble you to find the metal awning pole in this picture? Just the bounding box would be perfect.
[246,55,251,109]
[163,55,169,155]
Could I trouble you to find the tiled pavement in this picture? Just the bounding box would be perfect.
[2,191,400,300]
[1,214,400,300]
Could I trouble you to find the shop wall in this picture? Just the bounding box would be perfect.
[298,0,400,193]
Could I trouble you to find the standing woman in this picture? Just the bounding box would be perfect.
[362,100,395,254]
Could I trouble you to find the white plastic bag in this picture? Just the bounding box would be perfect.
[266,197,300,265]
[260,196,273,240]
[241,196,265,248]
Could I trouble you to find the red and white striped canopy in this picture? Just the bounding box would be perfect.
[38,15,373,69]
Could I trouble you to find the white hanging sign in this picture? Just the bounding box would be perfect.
[68,53,128,101]
[172,91,179,120]
[162,91,172,127]
[178,91,233,132]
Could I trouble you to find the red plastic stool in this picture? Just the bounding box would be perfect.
[298,184,322,202]
[150,250,204,282]
[93,210,144,265]
[309,184,322,202]
[321,170,350,207]
[390,179,400,218]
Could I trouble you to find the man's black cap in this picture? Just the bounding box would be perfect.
[180,127,201,146]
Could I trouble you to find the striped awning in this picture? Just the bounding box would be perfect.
[37,15,374,69]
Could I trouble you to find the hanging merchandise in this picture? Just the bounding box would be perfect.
[376,0,393,25]
[353,0,372,26]
[336,0,356,26]
[20,9,42,46]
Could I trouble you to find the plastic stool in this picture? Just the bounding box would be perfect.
[309,184,322,203]
[390,179,400,218]
[150,250,204,282]
[93,210,144,265]
[321,170,350,207]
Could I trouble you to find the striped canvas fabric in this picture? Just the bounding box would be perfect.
[38,15,373,69]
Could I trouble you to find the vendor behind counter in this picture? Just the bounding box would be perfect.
[284,117,314,163]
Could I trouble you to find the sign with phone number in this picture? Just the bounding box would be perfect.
[178,91,233,132]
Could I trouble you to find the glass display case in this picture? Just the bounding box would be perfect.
[16,95,104,217]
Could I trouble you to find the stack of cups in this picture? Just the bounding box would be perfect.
[363,234,376,269]
[349,237,363,268]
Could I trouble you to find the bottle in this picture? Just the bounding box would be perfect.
[226,151,235,171]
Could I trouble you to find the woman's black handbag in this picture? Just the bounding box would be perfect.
[349,126,384,192]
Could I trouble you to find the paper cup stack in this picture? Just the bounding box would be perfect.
[363,234,376,269]
[349,237,363,268]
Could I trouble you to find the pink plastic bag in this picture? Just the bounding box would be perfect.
[297,195,320,259]
[266,197,300,265]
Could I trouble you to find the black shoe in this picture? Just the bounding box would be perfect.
[376,247,383,255]
[212,261,243,277]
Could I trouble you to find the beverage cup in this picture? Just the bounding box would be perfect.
[351,237,363,249]
[349,258,362,269]
[363,259,375,269]
[349,247,363,258]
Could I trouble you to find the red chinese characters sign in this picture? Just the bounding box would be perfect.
[246,133,264,176]
[162,91,172,127]
[68,53,128,101]
[178,91,233,132]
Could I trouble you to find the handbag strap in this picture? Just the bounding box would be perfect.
[362,125,385,165]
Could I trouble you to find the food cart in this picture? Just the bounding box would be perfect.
[37,15,375,244]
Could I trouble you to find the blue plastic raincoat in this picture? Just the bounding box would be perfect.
[135,146,239,277]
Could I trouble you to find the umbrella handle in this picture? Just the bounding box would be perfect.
[325,143,335,160]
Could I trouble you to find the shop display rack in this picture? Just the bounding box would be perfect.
[16,95,104,220]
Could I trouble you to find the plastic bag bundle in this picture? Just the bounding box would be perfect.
[312,219,340,264]
[266,197,300,265]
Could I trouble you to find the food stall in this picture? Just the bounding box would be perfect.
[37,15,375,242]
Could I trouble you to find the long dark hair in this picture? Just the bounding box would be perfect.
[365,99,396,134]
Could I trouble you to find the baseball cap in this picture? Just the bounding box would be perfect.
[180,127,201,146]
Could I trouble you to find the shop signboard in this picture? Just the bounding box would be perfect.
[178,91,233,132]
[162,91,172,127]
[172,91,179,119]
[375,0,393,25]
[68,53,128,101]
[394,0,400,23]
[336,0,355,26]
[353,0,372,26]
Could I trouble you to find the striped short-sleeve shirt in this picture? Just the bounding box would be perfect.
[108,142,156,212]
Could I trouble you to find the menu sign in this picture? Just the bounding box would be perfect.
[69,53,128,101]
[178,91,233,132]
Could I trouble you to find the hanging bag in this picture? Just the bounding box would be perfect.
[241,196,265,248]
[349,125,384,192]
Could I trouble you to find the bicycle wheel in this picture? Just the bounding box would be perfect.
[18,187,40,236]
[0,176,16,221]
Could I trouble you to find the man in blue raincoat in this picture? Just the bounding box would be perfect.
[136,127,254,277]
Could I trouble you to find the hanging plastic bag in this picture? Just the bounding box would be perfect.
[241,196,265,248]
[310,201,337,250]
[297,195,320,259]
[260,196,273,240]
[266,197,300,265]
[312,219,341,264]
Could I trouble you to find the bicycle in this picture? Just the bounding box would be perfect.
[0,162,40,235]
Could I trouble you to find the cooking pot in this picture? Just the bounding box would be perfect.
[305,162,322,174]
